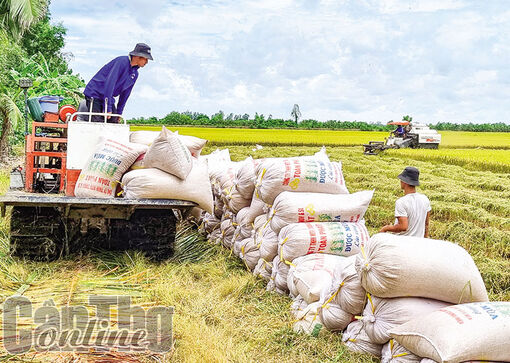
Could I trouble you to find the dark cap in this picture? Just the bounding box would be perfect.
[398,166,420,186]
[129,43,153,60]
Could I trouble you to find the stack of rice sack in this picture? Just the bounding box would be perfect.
[196,149,234,241]
[117,127,213,213]
[389,301,510,362]
[74,127,212,213]
[340,232,491,360]
[288,253,366,334]
[267,191,373,294]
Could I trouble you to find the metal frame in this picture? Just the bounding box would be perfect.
[25,121,68,192]
[0,193,196,219]
[68,98,127,124]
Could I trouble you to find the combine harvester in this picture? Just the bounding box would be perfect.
[0,96,195,261]
[363,121,441,155]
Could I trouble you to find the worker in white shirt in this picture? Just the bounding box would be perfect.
[380,166,431,238]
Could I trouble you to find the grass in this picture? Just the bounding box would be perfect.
[131,125,510,149]
[0,143,509,362]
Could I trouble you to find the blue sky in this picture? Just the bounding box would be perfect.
[50,0,510,124]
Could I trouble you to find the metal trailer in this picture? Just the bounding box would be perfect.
[0,193,196,261]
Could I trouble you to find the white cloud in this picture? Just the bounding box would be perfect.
[49,0,510,123]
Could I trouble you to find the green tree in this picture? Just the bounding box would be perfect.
[0,0,84,161]
[12,52,84,105]
[0,0,47,38]
[0,32,24,161]
[291,104,301,124]
[21,14,69,73]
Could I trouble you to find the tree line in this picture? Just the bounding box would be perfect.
[128,111,510,132]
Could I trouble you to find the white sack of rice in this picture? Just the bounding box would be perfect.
[270,190,374,234]
[355,233,489,304]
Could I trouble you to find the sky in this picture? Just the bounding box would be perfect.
[49,0,510,124]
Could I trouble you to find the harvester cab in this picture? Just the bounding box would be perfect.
[0,97,195,261]
[363,121,441,155]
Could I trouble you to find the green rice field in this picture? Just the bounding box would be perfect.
[131,125,510,149]
[0,127,508,362]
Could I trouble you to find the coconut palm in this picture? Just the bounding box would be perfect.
[291,104,301,125]
[0,0,47,38]
[0,92,22,162]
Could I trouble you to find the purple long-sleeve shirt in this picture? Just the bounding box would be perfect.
[84,56,139,114]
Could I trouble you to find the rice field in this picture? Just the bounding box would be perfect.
[130,125,510,149]
[0,128,509,362]
[386,148,510,173]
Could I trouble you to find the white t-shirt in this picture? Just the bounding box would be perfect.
[394,192,431,237]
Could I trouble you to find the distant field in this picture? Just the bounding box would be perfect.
[130,125,510,149]
[386,148,510,173]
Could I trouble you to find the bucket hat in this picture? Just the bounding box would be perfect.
[398,166,420,186]
[129,43,153,60]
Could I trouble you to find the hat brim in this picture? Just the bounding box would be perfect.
[129,51,153,60]
[398,174,420,186]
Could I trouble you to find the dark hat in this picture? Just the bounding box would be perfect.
[129,43,153,60]
[398,166,420,186]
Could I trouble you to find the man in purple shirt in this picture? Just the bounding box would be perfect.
[82,43,153,123]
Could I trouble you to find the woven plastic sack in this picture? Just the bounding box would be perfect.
[319,301,353,332]
[255,157,348,204]
[287,253,340,304]
[253,259,271,281]
[390,302,510,363]
[239,238,260,271]
[381,339,422,363]
[232,208,254,247]
[215,163,241,192]
[121,160,213,213]
[253,214,268,231]
[201,212,220,234]
[321,255,366,315]
[270,190,374,234]
[244,191,268,224]
[279,222,369,264]
[178,134,208,157]
[225,188,252,213]
[220,218,237,249]
[143,127,192,179]
[269,256,289,295]
[130,130,207,157]
[355,233,489,304]
[343,320,383,357]
[256,221,279,263]
[362,296,450,344]
[202,148,231,178]
[75,139,147,198]
[234,157,264,200]
[233,237,250,258]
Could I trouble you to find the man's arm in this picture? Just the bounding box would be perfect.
[424,211,430,238]
[116,85,134,115]
[380,216,408,233]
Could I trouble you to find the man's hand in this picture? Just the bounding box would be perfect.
[107,111,112,119]
[379,217,408,234]
[379,225,391,233]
